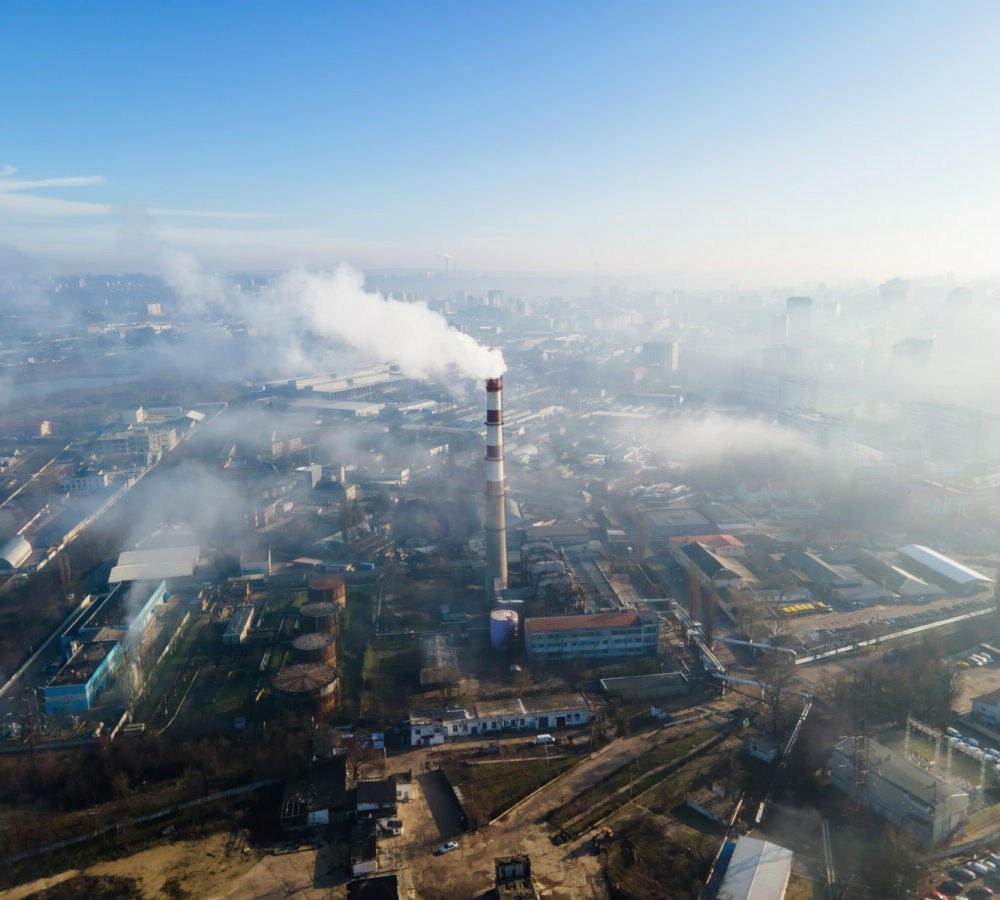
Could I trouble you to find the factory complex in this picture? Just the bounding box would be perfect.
[7,279,1000,900]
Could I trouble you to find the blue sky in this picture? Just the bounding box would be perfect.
[3,1,1000,283]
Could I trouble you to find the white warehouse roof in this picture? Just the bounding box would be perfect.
[717,836,793,900]
[898,544,994,586]
[0,535,32,570]
[109,545,199,583]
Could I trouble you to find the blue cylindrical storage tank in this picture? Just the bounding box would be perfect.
[490,608,518,650]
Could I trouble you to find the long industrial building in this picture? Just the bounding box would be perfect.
[108,544,200,584]
[897,544,994,594]
[830,736,968,845]
[409,693,593,746]
[524,610,659,659]
[43,580,169,714]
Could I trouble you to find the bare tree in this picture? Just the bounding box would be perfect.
[703,582,718,644]
[118,652,146,717]
[735,586,762,640]
[634,510,649,562]
[759,651,797,735]
[344,736,381,783]
[685,562,702,619]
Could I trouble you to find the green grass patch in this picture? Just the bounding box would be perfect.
[131,617,205,723]
[549,729,718,832]
[337,590,374,718]
[360,642,420,719]
[443,756,577,821]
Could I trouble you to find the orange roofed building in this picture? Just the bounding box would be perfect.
[524,611,659,659]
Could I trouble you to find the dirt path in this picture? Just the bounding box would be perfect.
[386,716,731,899]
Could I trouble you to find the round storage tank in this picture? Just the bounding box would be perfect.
[292,631,337,665]
[490,608,518,650]
[300,601,339,633]
[272,663,338,715]
[307,575,346,607]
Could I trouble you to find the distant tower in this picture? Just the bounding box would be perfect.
[785,296,812,335]
[892,337,933,372]
[485,377,508,601]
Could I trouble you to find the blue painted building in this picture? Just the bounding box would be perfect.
[43,580,169,715]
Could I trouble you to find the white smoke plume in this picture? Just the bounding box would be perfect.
[261,265,505,381]
[651,413,815,466]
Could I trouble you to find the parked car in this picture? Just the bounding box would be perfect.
[970,861,990,876]
[967,738,981,748]
[939,880,965,896]
[946,727,962,738]
[951,867,977,882]
[969,886,995,899]
[436,841,458,855]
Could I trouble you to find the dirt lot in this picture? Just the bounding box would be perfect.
[1,830,264,900]
[381,712,736,899]
[0,709,737,900]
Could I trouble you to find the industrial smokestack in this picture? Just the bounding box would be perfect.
[485,376,508,601]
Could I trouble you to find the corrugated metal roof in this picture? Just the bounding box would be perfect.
[717,837,793,900]
[0,535,32,569]
[109,559,196,583]
[898,544,993,585]
[108,545,199,583]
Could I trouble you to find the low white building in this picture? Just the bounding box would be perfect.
[410,694,593,747]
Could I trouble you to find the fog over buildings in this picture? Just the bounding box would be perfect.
[8,3,1000,898]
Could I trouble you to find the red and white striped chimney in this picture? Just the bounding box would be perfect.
[485,376,508,600]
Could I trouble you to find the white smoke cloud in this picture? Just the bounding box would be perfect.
[648,412,817,468]
[263,266,505,381]
[117,217,506,382]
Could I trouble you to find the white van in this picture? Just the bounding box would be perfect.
[535,733,556,745]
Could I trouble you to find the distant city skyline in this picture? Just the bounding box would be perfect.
[4,1,1000,285]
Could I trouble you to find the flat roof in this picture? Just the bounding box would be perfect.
[834,737,966,807]
[285,398,384,414]
[717,836,793,900]
[411,692,591,723]
[669,534,744,547]
[109,545,199,583]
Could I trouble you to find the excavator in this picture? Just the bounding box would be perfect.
[592,827,614,854]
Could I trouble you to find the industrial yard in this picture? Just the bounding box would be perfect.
[3,273,1000,900]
